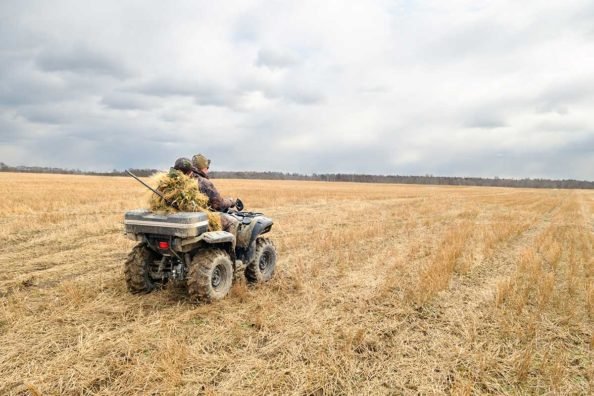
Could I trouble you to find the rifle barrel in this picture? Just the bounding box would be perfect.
[126,170,175,208]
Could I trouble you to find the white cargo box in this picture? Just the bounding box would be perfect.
[124,209,209,238]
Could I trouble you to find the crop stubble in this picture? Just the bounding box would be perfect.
[0,173,592,395]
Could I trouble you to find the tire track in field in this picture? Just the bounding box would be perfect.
[0,231,129,294]
[577,193,594,234]
[430,192,594,395]
[383,198,566,394]
[309,196,561,394]
[419,193,566,340]
[418,198,565,361]
[446,197,563,304]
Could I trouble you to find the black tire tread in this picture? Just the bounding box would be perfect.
[187,248,233,303]
[124,244,157,293]
[246,238,277,283]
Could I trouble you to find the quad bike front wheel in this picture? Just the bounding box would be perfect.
[187,248,233,303]
[246,238,277,283]
[124,244,163,293]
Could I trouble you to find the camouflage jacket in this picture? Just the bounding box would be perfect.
[193,171,234,212]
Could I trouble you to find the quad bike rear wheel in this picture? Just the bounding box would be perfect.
[246,238,277,283]
[187,248,233,303]
[124,244,162,293]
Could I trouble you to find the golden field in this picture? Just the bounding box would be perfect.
[0,172,592,395]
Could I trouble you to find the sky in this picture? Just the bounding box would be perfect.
[1,0,593,179]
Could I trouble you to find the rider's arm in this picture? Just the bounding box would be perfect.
[200,179,234,211]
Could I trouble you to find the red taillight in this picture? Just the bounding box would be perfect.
[158,241,169,249]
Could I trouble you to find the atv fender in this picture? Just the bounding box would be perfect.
[172,231,236,262]
[197,231,236,267]
[241,217,273,264]
[249,217,273,245]
[201,231,235,244]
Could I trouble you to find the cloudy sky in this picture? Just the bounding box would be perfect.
[1,0,593,179]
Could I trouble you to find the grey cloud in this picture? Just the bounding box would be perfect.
[239,77,324,105]
[282,87,324,105]
[0,17,44,52]
[431,150,536,178]
[368,115,593,179]
[137,77,323,108]
[231,9,264,44]
[396,145,586,180]
[0,113,29,142]
[194,91,232,107]
[535,119,588,133]
[136,80,196,97]
[0,72,68,106]
[228,112,394,173]
[100,92,157,110]
[8,132,187,171]
[198,133,393,175]
[429,21,509,61]
[357,85,390,94]
[569,2,594,36]
[421,4,577,65]
[559,133,594,157]
[302,146,393,174]
[36,47,130,78]
[18,107,69,125]
[413,16,535,66]
[464,111,506,129]
[432,119,594,179]
[56,116,183,143]
[1,46,129,108]
[536,78,594,114]
[256,49,300,69]
[135,79,231,107]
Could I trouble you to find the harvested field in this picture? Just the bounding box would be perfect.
[0,172,592,395]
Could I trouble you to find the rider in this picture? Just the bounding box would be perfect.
[190,154,240,236]
[173,157,194,175]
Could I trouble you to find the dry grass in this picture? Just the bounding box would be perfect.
[0,173,592,395]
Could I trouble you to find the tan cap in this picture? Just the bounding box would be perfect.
[192,154,211,169]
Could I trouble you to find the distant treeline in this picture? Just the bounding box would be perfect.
[0,163,159,177]
[211,171,594,189]
[1,162,593,189]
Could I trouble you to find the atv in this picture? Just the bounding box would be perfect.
[123,209,277,303]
